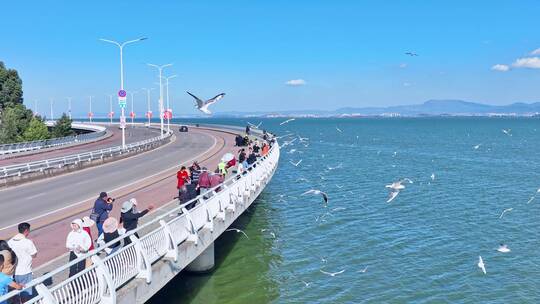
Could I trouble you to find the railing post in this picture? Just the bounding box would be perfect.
[130,235,153,283]
[159,220,178,261]
[181,207,199,245]
[200,198,214,232]
[91,255,117,304]
[35,283,57,304]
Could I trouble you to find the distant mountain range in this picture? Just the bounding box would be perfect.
[211,100,540,118]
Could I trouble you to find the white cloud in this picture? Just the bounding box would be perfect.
[399,63,408,69]
[491,64,510,72]
[285,79,306,86]
[530,48,540,55]
[512,57,540,69]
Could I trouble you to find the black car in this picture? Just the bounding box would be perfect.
[179,126,189,132]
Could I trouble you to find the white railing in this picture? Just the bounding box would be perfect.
[0,131,172,180]
[0,123,107,156]
[0,139,280,304]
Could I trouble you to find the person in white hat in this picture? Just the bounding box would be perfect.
[66,219,91,277]
[102,217,122,256]
[120,199,154,244]
[81,216,95,251]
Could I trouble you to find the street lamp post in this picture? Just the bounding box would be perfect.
[99,37,147,149]
[34,100,38,117]
[108,94,114,124]
[164,74,177,132]
[66,97,72,120]
[141,87,155,126]
[88,96,93,123]
[129,91,138,127]
[147,63,173,138]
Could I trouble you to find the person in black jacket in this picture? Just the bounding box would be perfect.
[119,199,154,244]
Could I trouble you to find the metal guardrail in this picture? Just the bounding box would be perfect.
[0,139,280,304]
[0,130,172,180]
[0,123,108,156]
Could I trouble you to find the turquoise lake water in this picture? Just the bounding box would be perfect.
[149,117,540,303]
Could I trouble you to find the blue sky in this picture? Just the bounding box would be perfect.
[1,1,540,117]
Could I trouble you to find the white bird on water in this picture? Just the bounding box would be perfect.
[477,256,486,274]
[280,118,296,125]
[497,244,511,253]
[430,173,436,181]
[499,208,513,219]
[186,91,225,115]
[473,144,482,150]
[289,159,303,167]
[502,129,512,136]
[225,228,249,239]
[320,269,345,277]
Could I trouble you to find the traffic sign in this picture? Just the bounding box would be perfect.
[118,90,127,97]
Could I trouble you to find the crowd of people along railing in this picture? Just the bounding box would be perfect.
[0,139,280,304]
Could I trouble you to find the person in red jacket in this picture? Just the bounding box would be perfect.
[177,166,190,198]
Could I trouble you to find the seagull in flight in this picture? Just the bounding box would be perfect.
[302,189,329,204]
[473,144,482,150]
[430,173,436,181]
[385,178,413,203]
[336,127,343,133]
[320,269,345,277]
[497,244,511,253]
[526,188,540,203]
[247,121,262,129]
[502,129,512,136]
[477,256,486,274]
[280,118,296,125]
[186,91,225,115]
[405,52,418,56]
[499,208,513,219]
[357,266,368,273]
[289,159,303,167]
[225,228,249,239]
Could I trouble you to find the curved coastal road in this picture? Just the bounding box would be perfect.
[0,125,160,166]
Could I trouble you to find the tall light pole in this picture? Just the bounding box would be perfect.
[129,90,138,127]
[164,74,177,132]
[147,63,172,137]
[66,97,72,120]
[108,94,114,124]
[34,100,38,117]
[100,37,147,149]
[88,96,93,123]
[49,98,54,121]
[141,87,155,126]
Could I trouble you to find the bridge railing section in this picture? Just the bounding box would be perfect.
[0,124,107,156]
[0,140,280,304]
[0,130,172,180]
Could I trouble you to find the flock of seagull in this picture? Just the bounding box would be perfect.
[226,121,537,289]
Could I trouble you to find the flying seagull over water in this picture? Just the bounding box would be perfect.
[336,127,343,133]
[473,144,482,150]
[280,118,296,125]
[386,178,413,203]
[357,266,368,273]
[320,269,346,277]
[499,208,513,219]
[289,159,303,167]
[477,256,486,274]
[247,121,262,129]
[502,129,512,136]
[526,188,540,203]
[186,91,225,115]
[302,189,329,204]
[497,244,511,253]
[405,52,418,56]
[225,228,249,239]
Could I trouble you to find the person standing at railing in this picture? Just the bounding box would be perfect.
[66,219,91,277]
[176,166,190,200]
[0,241,16,277]
[91,192,114,236]
[197,167,211,198]
[120,200,154,245]
[8,223,37,299]
[81,217,95,251]
[102,218,122,256]
[0,255,24,301]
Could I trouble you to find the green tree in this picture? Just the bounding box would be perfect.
[0,61,23,111]
[19,116,50,141]
[51,113,74,138]
[0,103,34,143]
